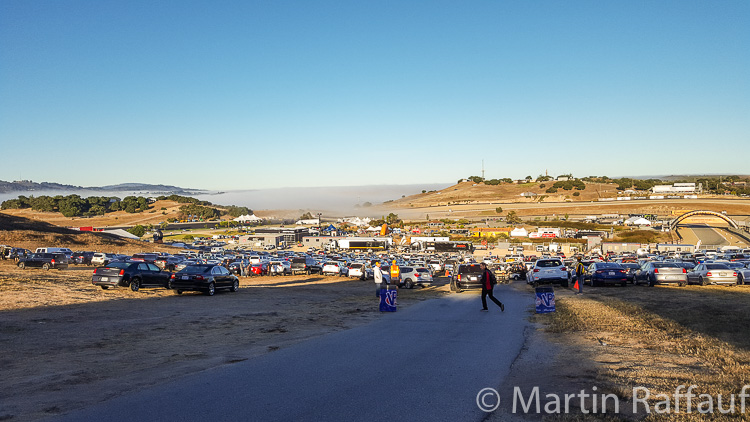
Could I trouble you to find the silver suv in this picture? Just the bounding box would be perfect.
[527,258,569,287]
[399,266,433,289]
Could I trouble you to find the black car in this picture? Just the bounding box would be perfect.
[71,251,96,265]
[91,261,172,291]
[170,264,239,296]
[17,253,68,270]
[450,263,484,292]
[291,257,316,275]
[228,259,250,276]
[619,262,640,283]
[585,262,628,287]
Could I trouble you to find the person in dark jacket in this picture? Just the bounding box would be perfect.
[480,262,504,312]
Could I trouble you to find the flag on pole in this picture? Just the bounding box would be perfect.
[574,279,580,291]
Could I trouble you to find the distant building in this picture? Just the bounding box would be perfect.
[651,183,697,194]
[520,192,537,197]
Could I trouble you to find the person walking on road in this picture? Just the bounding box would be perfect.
[374,261,385,297]
[480,263,504,312]
[575,257,585,294]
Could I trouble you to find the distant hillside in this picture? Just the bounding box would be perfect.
[0,180,203,195]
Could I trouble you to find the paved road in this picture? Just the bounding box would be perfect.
[53,284,533,422]
[678,224,749,248]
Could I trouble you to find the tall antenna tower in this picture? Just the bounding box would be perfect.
[482,160,485,180]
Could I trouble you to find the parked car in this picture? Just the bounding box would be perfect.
[322,261,342,276]
[91,261,172,291]
[687,263,738,286]
[268,260,291,276]
[725,261,750,285]
[170,264,239,296]
[91,252,121,267]
[291,257,315,275]
[1,247,31,262]
[17,253,68,271]
[249,262,269,276]
[619,262,641,283]
[633,262,688,286]
[228,259,250,275]
[347,262,369,279]
[527,258,569,287]
[154,256,185,271]
[175,259,203,272]
[131,253,159,263]
[71,251,96,265]
[399,266,433,288]
[450,263,483,292]
[585,262,628,287]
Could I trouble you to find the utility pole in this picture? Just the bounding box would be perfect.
[481,160,485,180]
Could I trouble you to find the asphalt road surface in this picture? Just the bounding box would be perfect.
[53,283,533,422]
[678,224,749,248]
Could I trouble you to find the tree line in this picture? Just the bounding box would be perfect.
[0,194,252,219]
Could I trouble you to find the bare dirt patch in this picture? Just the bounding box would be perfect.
[0,260,449,421]
[523,283,750,420]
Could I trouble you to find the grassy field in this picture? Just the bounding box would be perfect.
[537,284,750,420]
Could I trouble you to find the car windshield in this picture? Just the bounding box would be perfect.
[537,260,562,267]
[706,264,731,270]
[459,265,482,274]
[105,262,131,269]
[416,268,430,273]
[597,263,622,269]
[179,265,213,274]
[652,263,681,268]
[621,263,640,269]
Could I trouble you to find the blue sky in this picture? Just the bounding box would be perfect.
[1,1,748,191]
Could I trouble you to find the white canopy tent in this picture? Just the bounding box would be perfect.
[624,217,652,226]
[233,214,263,223]
[510,227,529,237]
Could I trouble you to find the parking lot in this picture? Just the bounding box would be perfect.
[0,260,449,422]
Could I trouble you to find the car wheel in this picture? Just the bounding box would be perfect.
[100,285,109,290]
[404,279,414,289]
[699,277,707,286]
[738,274,744,285]
[231,279,239,292]
[205,282,215,296]
[42,263,50,271]
[175,290,183,295]
[130,278,141,292]
[18,262,25,269]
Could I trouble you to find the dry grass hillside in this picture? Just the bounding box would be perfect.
[0,213,178,254]
[0,200,193,228]
[388,180,619,208]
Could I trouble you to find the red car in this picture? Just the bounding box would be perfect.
[250,262,268,276]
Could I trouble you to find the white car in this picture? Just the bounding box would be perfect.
[91,253,118,267]
[527,258,569,287]
[347,262,368,279]
[268,260,291,276]
[322,261,342,276]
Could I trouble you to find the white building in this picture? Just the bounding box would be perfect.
[651,183,697,194]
